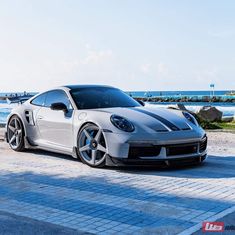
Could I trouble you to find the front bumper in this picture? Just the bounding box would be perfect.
[105,134,208,167]
[104,127,206,158]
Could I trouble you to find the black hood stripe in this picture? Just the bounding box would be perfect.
[131,108,180,131]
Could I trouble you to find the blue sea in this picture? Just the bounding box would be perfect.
[0,101,11,124]
[0,90,234,124]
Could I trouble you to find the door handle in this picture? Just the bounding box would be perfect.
[37,115,44,120]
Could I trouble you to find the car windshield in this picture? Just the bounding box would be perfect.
[70,87,141,109]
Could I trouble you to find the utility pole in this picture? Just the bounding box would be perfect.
[210,83,215,97]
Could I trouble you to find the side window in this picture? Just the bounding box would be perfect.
[44,90,72,110]
[31,92,47,106]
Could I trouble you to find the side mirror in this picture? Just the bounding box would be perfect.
[137,100,145,106]
[50,102,68,113]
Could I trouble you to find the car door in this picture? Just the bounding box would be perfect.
[36,89,74,150]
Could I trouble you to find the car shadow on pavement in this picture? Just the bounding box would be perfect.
[24,149,235,179]
[8,140,232,176]
[108,155,235,179]
[24,149,78,162]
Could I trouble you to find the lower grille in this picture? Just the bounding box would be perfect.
[169,157,201,165]
[166,144,198,156]
[128,146,161,159]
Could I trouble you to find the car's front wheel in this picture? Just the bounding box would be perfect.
[7,115,25,151]
[77,123,107,167]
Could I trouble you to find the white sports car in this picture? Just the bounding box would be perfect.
[5,85,207,167]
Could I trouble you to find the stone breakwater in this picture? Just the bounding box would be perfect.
[135,96,235,103]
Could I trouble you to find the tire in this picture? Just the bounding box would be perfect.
[7,115,25,152]
[77,123,107,168]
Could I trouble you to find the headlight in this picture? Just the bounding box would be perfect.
[182,112,198,126]
[110,115,135,132]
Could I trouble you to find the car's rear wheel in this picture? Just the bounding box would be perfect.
[77,123,107,167]
[7,115,25,151]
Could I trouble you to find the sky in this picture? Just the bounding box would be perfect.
[0,0,235,92]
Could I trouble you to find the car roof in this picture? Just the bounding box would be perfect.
[63,85,115,90]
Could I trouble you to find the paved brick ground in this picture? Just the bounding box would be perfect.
[193,211,235,235]
[0,132,234,234]
[0,210,88,235]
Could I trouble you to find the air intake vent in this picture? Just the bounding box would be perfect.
[166,144,198,156]
[128,146,161,158]
[199,136,207,152]
[25,110,35,125]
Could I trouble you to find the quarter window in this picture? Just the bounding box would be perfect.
[31,92,47,106]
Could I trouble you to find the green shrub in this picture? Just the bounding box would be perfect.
[192,113,222,129]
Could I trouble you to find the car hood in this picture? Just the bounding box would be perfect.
[89,106,196,133]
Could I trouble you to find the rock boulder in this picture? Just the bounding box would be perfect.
[197,106,223,122]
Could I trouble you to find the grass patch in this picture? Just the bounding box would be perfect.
[215,121,235,130]
[194,115,222,129]
[199,120,222,129]
[194,114,235,130]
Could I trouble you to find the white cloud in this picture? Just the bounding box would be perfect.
[208,29,235,39]
[85,43,91,49]
[82,49,113,65]
[43,47,114,77]
[140,63,151,74]
[140,62,168,77]
[157,62,168,75]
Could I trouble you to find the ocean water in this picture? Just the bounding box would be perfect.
[146,102,235,117]
[0,101,12,124]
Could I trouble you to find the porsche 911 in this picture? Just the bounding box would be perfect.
[5,85,207,167]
